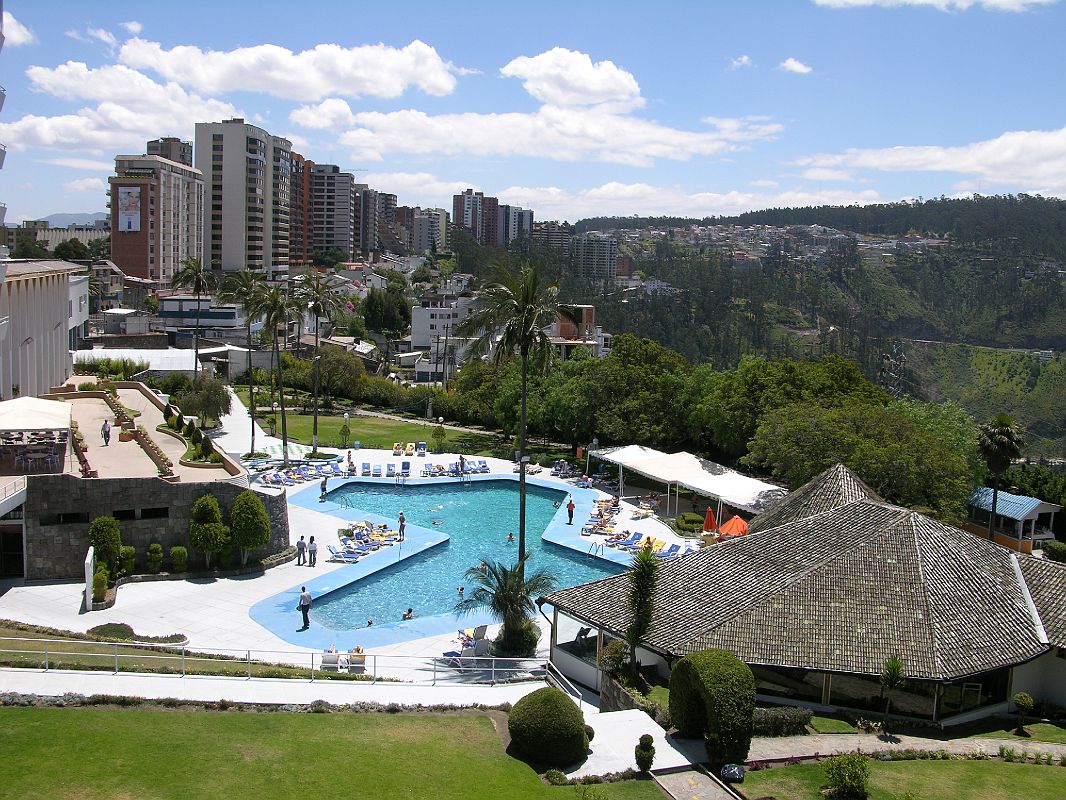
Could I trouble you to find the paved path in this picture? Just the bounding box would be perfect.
[656,770,737,800]
[748,731,1066,761]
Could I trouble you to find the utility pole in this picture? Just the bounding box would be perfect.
[442,322,451,392]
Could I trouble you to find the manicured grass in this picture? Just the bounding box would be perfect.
[0,708,664,799]
[809,714,857,734]
[647,685,670,707]
[743,759,1065,800]
[972,722,1066,745]
[274,412,497,453]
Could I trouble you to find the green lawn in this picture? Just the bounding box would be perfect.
[0,708,664,799]
[742,759,1064,800]
[647,686,670,707]
[809,714,857,734]
[268,412,497,453]
[972,722,1066,745]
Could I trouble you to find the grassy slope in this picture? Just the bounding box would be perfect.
[743,760,1064,800]
[0,707,663,800]
[973,723,1066,745]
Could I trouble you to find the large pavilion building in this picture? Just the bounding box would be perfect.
[541,464,1066,725]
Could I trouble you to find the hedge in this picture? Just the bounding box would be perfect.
[169,546,188,573]
[753,706,813,737]
[1043,541,1066,563]
[508,686,588,768]
[146,543,164,573]
[669,648,755,764]
[230,490,271,566]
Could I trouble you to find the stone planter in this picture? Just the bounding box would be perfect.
[119,430,134,442]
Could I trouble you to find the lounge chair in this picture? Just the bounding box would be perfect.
[608,532,643,549]
[361,462,371,476]
[392,442,403,456]
[405,442,416,456]
[320,652,341,671]
[456,638,493,669]
[322,462,343,476]
[476,459,489,473]
[386,463,397,478]
[416,442,427,457]
[327,545,361,564]
[400,461,411,477]
[657,543,682,560]
[339,536,373,554]
[372,464,382,477]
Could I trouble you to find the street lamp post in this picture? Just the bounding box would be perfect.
[343,411,350,449]
[311,355,322,454]
[586,437,599,475]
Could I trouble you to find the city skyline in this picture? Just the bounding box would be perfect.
[2,0,1065,224]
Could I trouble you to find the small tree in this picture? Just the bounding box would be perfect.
[1014,691,1034,735]
[87,516,122,575]
[432,420,446,454]
[823,753,870,799]
[189,493,229,569]
[634,733,656,773]
[230,490,271,566]
[625,546,660,685]
[880,656,907,734]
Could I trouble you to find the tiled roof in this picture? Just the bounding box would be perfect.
[1018,557,1066,648]
[749,463,881,533]
[969,487,1060,521]
[544,498,1048,680]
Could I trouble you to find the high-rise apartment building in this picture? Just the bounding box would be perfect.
[412,208,449,253]
[532,221,572,251]
[497,205,533,246]
[311,164,358,262]
[194,118,291,275]
[357,187,399,255]
[288,151,314,267]
[452,188,501,246]
[571,232,618,282]
[146,137,192,167]
[109,142,204,286]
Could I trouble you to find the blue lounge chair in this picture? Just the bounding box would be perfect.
[372,464,382,477]
[400,461,411,477]
[416,442,427,456]
[386,463,397,478]
[327,545,360,564]
[657,543,681,560]
[361,462,371,476]
[339,537,373,554]
[607,532,642,549]
[324,462,343,476]
[477,459,489,473]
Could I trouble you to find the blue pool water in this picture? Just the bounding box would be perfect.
[312,479,623,630]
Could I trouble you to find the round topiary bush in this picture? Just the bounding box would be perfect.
[508,686,589,768]
[635,733,656,773]
[169,546,188,573]
[669,648,755,764]
[92,566,108,602]
[146,543,164,573]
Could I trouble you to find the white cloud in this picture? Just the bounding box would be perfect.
[42,157,115,170]
[800,167,855,181]
[797,124,1066,195]
[499,48,644,110]
[88,28,117,48]
[362,171,478,202]
[119,38,457,101]
[0,62,240,152]
[780,57,813,74]
[813,0,1057,11]
[750,179,780,188]
[63,177,107,193]
[120,21,142,35]
[2,11,37,46]
[729,55,753,69]
[300,104,782,167]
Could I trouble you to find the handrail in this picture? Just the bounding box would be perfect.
[0,476,26,501]
[545,660,584,711]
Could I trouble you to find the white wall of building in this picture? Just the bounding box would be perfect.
[0,261,77,397]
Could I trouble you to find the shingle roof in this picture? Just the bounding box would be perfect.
[544,497,1049,680]
[749,463,881,533]
[1018,557,1066,648]
[969,487,1061,521]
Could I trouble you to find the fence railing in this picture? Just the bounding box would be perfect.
[0,636,548,688]
[0,476,25,502]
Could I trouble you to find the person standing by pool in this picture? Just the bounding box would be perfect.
[566,496,576,525]
[308,536,318,567]
[320,475,328,500]
[296,535,307,566]
[459,454,466,474]
[297,586,312,630]
[398,511,406,541]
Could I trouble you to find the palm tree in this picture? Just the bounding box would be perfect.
[258,285,297,466]
[455,264,579,576]
[171,257,218,375]
[977,414,1025,537]
[624,546,660,684]
[295,273,345,454]
[218,270,266,457]
[879,656,907,735]
[455,556,556,655]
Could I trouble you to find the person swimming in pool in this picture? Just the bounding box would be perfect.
[506,532,515,543]
[402,608,414,620]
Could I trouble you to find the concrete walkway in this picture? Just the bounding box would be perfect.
[656,770,737,800]
[747,731,1066,761]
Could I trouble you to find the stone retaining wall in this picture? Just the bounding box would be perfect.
[23,474,289,580]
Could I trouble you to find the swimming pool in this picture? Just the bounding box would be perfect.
[311,479,624,631]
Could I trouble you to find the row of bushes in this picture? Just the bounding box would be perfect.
[114,541,189,577]
[73,357,149,380]
[752,705,813,737]
[1044,541,1066,562]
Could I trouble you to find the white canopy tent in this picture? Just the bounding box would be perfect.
[592,445,787,516]
[0,396,72,432]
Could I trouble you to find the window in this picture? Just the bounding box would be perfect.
[141,507,170,520]
[113,509,136,522]
[39,511,90,526]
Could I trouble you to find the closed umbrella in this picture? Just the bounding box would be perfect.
[703,506,718,533]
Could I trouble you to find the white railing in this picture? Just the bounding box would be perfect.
[0,636,547,687]
[0,476,25,502]
[545,659,585,711]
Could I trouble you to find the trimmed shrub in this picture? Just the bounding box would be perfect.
[189,494,228,569]
[508,686,589,768]
[230,490,271,566]
[146,543,164,573]
[87,622,136,640]
[76,381,96,391]
[495,618,540,658]
[585,724,595,742]
[92,566,108,602]
[88,517,122,573]
[634,733,655,773]
[669,648,755,764]
[823,753,870,799]
[544,769,569,786]
[118,545,135,576]
[753,706,813,737]
[598,639,627,679]
[674,512,704,532]
[1043,541,1066,563]
[169,546,188,573]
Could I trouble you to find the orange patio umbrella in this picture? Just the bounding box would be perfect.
[702,506,718,532]
[718,515,749,538]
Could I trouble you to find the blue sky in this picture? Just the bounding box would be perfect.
[2,0,1065,223]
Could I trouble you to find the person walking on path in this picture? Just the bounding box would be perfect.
[566,496,575,525]
[296,535,307,566]
[308,536,318,567]
[398,511,406,541]
[101,420,111,447]
[297,586,312,630]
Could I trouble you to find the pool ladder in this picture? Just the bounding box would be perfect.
[587,543,604,558]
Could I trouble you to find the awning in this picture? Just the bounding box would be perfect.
[0,397,72,432]
[969,487,1061,521]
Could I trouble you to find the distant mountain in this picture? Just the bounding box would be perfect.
[40,212,108,227]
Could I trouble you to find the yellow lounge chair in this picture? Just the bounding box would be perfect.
[392,442,403,456]
[405,442,416,456]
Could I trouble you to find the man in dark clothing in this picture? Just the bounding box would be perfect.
[566,497,576,525]
[297,586,312,630]
[296,535,307,566]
